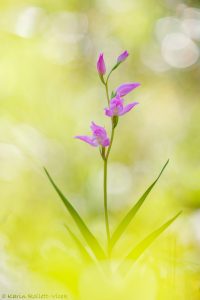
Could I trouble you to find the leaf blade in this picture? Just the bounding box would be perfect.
[110,160,169,250]
[44,168,105,260]
[119,211,182,274]
[64,225,94,263]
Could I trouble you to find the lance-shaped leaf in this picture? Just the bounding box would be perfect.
[119,211,182,274]
[111,91,116,99]
[64,225,94,263]
[110,160,169,250]
[44,168,105,260]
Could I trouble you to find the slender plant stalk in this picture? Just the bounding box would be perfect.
[106,126,115,160]
[103,77,116,256]
[103,158,110,254]
[105,81,110,106]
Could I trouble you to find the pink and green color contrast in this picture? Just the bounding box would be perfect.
[75,50,141,251]
[44,50,181,270]
[76,51,140,149]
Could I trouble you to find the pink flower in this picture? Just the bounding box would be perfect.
[117,51,129,63]
[97,53,106,75]
[75,122,110,147]
[105,95,138,117]
[116,82,141,97]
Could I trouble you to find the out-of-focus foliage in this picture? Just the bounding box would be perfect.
[0,0,199,299]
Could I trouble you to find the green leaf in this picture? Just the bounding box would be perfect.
[44,168,105,260]
[64,225,94,263]
[119,211,182,274]
[111,91,117,99]
[110,160,169,250]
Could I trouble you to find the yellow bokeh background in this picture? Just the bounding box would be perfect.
[0,0,199,299]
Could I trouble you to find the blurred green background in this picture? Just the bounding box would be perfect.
[0,0,200,299]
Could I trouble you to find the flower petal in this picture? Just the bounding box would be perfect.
[117,50,129,63]
[90,121,102,131]
[90,122,107,136]
[75,135,98,147]
[105,108,114,117]
[118,102,139,116]
[110,95,124,107]
[102,137,110,147]
[97,53,106,75]
[116,82,141,97]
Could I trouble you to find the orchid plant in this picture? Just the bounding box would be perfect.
[44,51,181,274]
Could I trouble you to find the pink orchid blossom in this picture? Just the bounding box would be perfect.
[105,95,138,117]
[117,50,129,63]
[75,122,110,147]
[97,53,106,75]
[116,82,141,97]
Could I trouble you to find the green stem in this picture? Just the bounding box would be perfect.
[105,82,110,106]
[103,126,115,257]
[106,63,119,85]
[106,70,112,85]
[102,71,117,257]
[106,126,115,160]
[103,158,110,255]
